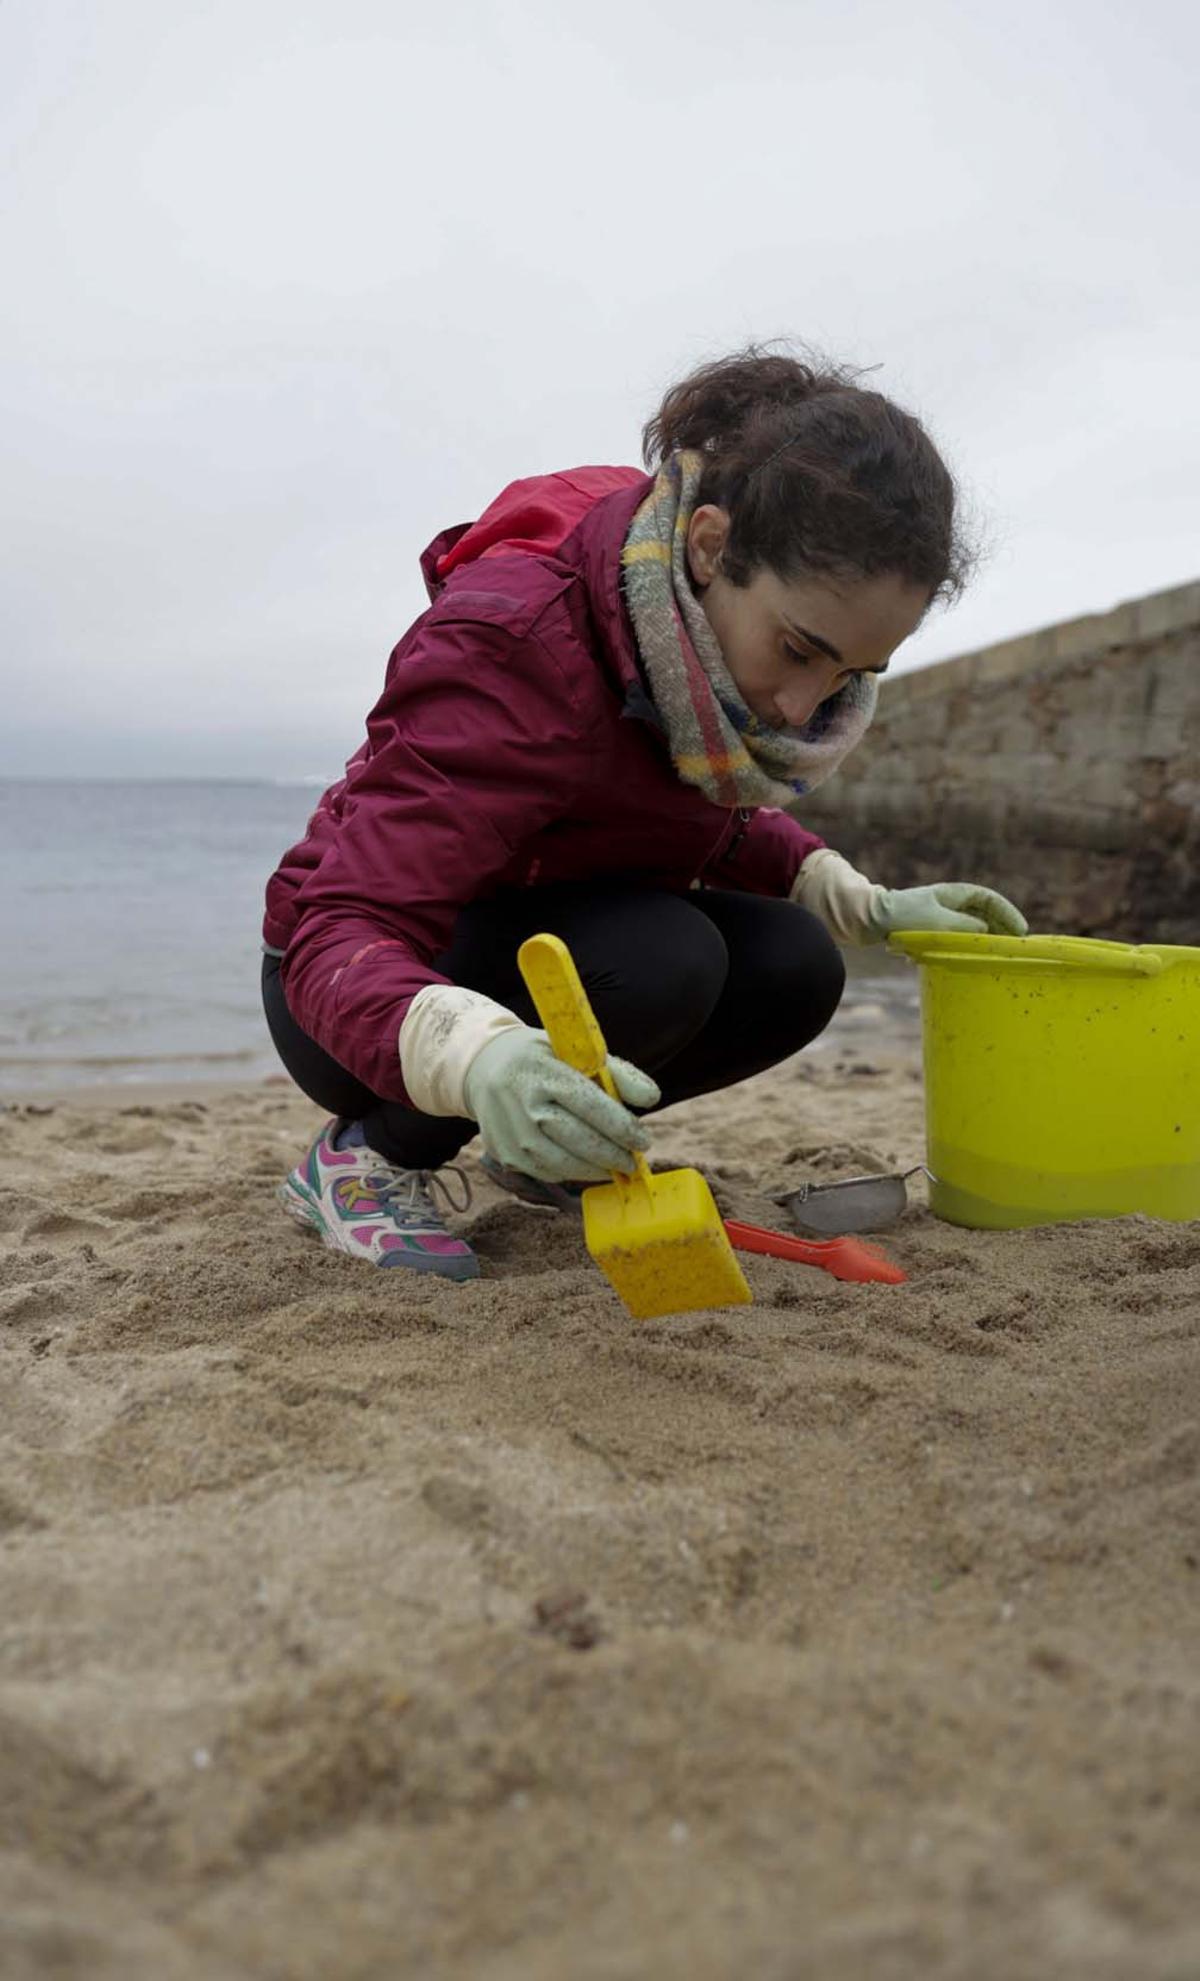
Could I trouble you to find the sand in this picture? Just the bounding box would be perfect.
[1,1037,1198,1980]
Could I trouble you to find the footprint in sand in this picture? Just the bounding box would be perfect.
[1119,1420,1200,1488]
[420,1473,495,1532]
[0,1708,152,1874]
[76,1122,176,1157]
[20,1206,114,1243]
[0,1481,47,1534]
[0,1282,68,1326]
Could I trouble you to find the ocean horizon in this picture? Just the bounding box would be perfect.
[3,778,918,1093]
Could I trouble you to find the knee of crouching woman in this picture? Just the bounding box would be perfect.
[788,905,847,1042]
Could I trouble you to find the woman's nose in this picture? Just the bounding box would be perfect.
[775,674,839,727]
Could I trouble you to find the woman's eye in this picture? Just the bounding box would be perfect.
[786,640,867,682]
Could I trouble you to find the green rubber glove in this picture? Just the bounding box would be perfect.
[870,883,1029,939]
[462,1026,661,1184]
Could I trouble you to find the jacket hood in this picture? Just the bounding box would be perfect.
[419,465,648,600]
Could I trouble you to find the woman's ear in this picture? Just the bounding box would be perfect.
[686,505,730,588]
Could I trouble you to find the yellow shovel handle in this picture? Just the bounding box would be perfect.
[517,932,653,1189]
[518,933,609,1077]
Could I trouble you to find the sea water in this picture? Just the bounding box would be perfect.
[2,778,321,1090]
[1,779,918,1092]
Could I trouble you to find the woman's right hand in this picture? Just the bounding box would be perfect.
[462,1026,660,1184]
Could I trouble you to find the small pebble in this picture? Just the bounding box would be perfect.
[192,1747,211,1770]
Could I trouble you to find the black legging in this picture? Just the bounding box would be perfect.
[261,881,844,1170]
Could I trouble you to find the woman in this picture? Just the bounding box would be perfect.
[261,346,1025,1279]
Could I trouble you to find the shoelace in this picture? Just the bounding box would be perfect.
[368,1163,473,1218]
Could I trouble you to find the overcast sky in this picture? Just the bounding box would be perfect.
[2,0,1196,780]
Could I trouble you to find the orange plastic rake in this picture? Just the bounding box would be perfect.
[723,1219,907,1285]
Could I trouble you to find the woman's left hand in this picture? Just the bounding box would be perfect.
[872,882,1028,939]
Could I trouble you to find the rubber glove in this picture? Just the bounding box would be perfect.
[871,883,1029,939]
[462,1026,661,1184]
[790,847,1027,946]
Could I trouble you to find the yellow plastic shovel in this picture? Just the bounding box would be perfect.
[517,932,753,1321]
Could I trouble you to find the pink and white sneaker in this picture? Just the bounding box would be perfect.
[278,1119,480,1280]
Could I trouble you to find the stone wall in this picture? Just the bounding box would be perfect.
[793,578,1200,944]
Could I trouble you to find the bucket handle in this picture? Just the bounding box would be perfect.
[908,949,1164,980]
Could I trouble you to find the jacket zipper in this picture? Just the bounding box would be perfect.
[727,807,753,860]
[694,807,751,887]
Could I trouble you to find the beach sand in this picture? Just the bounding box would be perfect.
[2,1040,1198,1979]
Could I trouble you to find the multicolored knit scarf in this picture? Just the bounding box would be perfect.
[620,449,877,809]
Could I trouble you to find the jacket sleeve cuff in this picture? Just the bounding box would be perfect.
[398,985,527,1117]
[788,847,886,946]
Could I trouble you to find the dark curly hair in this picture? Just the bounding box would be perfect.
[642,343,978,606]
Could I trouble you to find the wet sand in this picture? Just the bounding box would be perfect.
[1,1032,1198,1978]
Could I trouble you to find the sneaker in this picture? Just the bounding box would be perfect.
[279,1119,481,1279]
[479,1150,587,1213]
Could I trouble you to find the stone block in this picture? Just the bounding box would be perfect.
[1050,601,1139,664]
[1133,580,1200,643]
[970,629,1055,688]
[888,659,969,707]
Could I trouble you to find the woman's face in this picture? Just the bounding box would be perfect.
[686,504,930,731]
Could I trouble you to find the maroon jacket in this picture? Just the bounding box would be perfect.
[263,466,826,1104]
